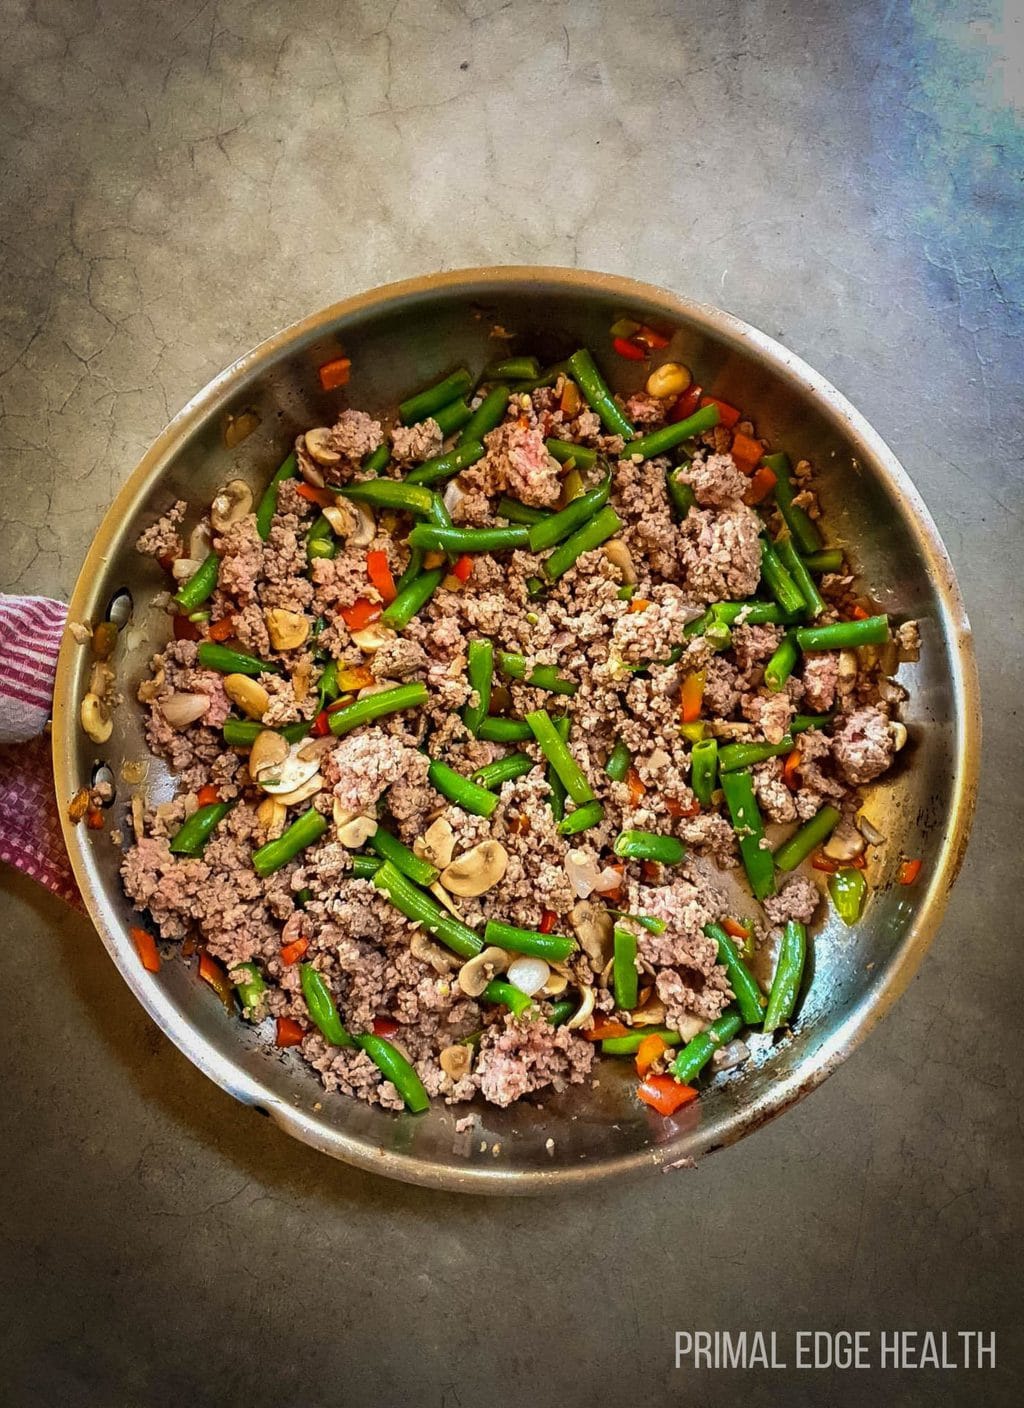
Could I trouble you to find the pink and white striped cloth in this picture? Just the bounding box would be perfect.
[0,593,81,906]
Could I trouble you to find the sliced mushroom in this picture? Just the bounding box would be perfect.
[130,794,146,839]
[429,881,463,916]
[210,479,253,533]
[410,931,459,974]
[274,773,324,807]
[350,623,396,653]
[264,608,310,651]
[541,969,569,996]
[632,995,668,1027]
[171,556,202,582]
[305,427,341,466]
[348,503,375,548]
[507,956,550,996]
[603,538,637,584]
[566,985,596,1030]
[137,665,165,704]
[439,1044,472,1081]
[189,521,213,561]
[857,813,886,846]
[823,818,866,863]
[440,839,508,897]
[257,741,320,795]
[256,795,287,838]
[223,674,269,721]
[88,660,116,698]
[457,946,510,998]
[414,816,456,870]
[80,692,112,744]
[318,504,349,540]
[296,734,339,763]
[331,802,378,847]
[838,649,859,688]
[160,691,210,730]
[570,900,614,972]
[888,720,908,752]
[249,729,289,778]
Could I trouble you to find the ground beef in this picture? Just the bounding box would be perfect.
[391,419,442,463]
[732,623,783,674]
[327,410,384,463]
[467,420,562,508]
[753,758,799,824]
[802,652,840,713]
[370,636,428,680]
[326,732,427,816]
[474,1014,594,1107]
[763,875,822,926]
[678,452,749,507]
[612,585,702,664]
[623,392,667,425]
[831,705,895,784]
[679,503,762,602]
[215,514,263,602]
[656,966,733,1026]
[741,690,794,744]
[136,500,187,559]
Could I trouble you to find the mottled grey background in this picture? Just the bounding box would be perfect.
[1,0,1021,1404]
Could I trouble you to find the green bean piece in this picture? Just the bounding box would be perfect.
[318,658,340,708]
[545,438,598,470]
[547,998,577,1027]
[306,513,337,562]
[463,639,493,735]
[666,466,697,518]
[222,719,309,747]
[350,854,383,880]
[196,642,279,676]
[718,735,796,773]
[526,575,547,600]
[764,452,823,554]
[612,926,640,1011]
[173,552,220,612]
[547,713,570,821]
[605,738,632,782]
[763,920,807,1032]
[775,533,826,619]
[353,1033,430,1112]
[432,397,474,437]
[379,569,444,631]
[760,539,807,617]
[299,963,353,1046]
[368,825,439,887]
[484,356,540,381]
[613,830,685,864]
[407,523,529,554]
[252,808,328,878]
[497,652,577,696]
[470,753,535,790]
[545,506,624,581]
[497,496,550,526]
[476,716,534,743]
[566,349,635,440]
[483,919,576,964]
[619,404,720,463]
[764,632,800,692]
[526,478,611,552]
[557,800,605,836]
[704,922,765,1026]
[774,803,842,871]
[670,1009,743,1083]
[617,584,636,601]
[690,738,719,808]
[514,361,568,392]
[792,713,833,733]
[720,770,775,900]
[328,681,428,737]
[601,1027,684,1056]
[296,887,314,907]
[427,759,499,818]
[232,961,267,1019]
[371,860,483,959]
[828,868,867,925]
[711,601,787,627]
[339,479,435,516]
[802,548,844,573]
[362,443,391,476]
[794,615,890,651]
[399,368,473,425]
[406,440,486,487]
[481,979,534,1019]
[169,801,232,857]
[527,708,595,805]
[255,451,298,540]
[459,385,509,445]
[394,546,424,596]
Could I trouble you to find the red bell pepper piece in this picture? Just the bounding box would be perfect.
[340,598,382,632]
[280,937,309,966]
[198,951,234,1009]
[196,784,220,808]
[699,395,741,429]
[899,858,922,885]
[275,1016,305,1048]
[372,1016,400,1037]
[637,1074,698,1115]
[207,616,235,642]
[583,1016,630,1041]
[613,336,647,361]
[318,357,351,392]
[670,384,703,421]
[366,550,397,604]
[130,926,161,973]
[730,431,764,474]
[452,554,474,583]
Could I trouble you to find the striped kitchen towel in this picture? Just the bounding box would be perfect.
[0,593,82,905]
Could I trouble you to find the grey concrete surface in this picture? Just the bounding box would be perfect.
[1,0,1021,1404]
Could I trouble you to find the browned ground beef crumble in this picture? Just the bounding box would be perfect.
[122,372,912,1112]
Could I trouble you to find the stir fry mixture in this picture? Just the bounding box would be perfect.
[107,330,922,1116]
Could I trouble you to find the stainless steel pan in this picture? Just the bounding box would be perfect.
[53,268,980,1192]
